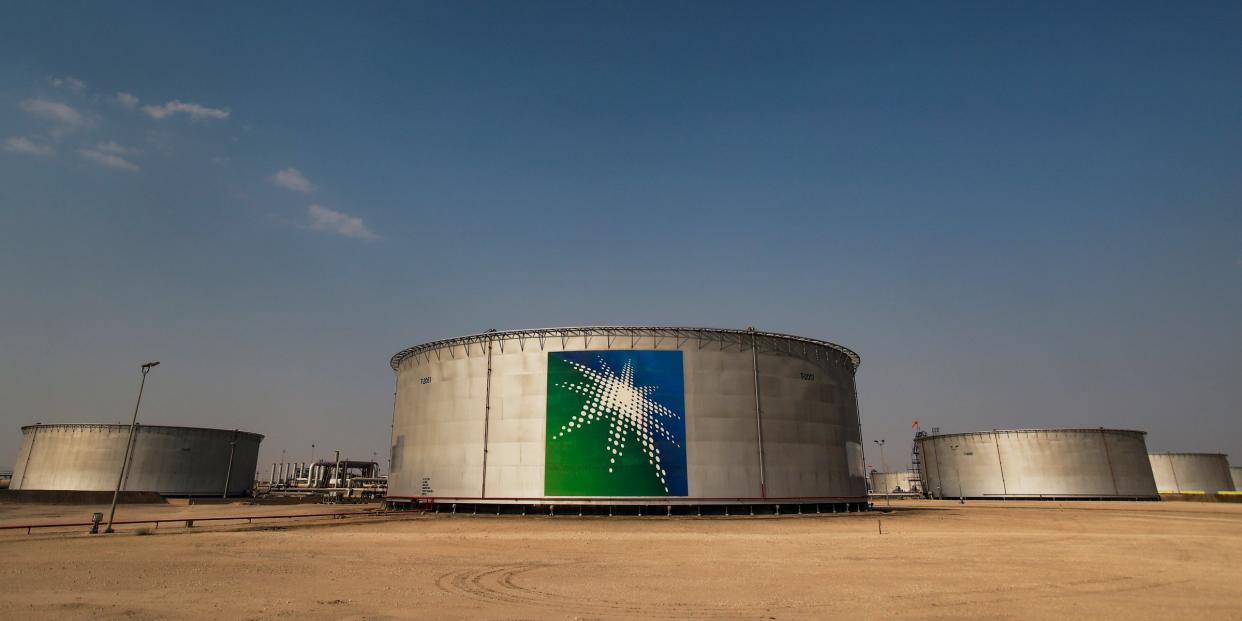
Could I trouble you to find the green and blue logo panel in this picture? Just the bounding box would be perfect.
[545,350,687,496]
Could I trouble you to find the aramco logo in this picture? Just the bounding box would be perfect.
[545,350,687,497]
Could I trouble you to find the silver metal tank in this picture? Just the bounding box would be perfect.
[1147,453,1235,494]
[387,327,867,509]
[9,424,263,496]
[1232,466,1242,491]
[869,471,920,494]
[916,429,1158,500]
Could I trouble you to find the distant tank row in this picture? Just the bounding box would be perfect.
[4,326,1236,508]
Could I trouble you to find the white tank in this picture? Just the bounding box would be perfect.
[1148,453,1234,494]
[10,424,263,496]
[869,471,920,494]
[387,327,867,509]
[917,428,1158,500]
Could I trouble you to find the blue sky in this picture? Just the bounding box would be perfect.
[2,2,1239,474]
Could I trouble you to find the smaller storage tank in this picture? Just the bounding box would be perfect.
[1147,453,1235,494]
[1232,467,1242,491]
[869,471,920,494]
[10,423,263,497]
[917,428,1159,500]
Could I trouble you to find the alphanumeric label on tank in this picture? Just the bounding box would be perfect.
[545,350,688,497]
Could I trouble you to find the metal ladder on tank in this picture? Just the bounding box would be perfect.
[909,437,926,496]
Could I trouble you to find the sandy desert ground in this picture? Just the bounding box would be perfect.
[1,499,1240,620]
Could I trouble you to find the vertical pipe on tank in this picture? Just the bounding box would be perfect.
[993,431,1009,497]
[481,334,494,499]
[121,424,140,492]
[848,368,866,498]
[390,371,398,494]
[222,429,238,498]
[270,463,277,484]
[1098,428,1119,495]
[14,423,41,490]
[1169,456,1181,493]
[748,328,767,499]
[930,436,945,499]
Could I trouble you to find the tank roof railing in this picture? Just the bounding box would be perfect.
[389,326,861,372]
[19,423,265,440]
[919,428,1149,440]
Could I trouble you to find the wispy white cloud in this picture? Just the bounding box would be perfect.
[94,140,140,156]
[271,167,315,193]
[79,147,139,172]
[307,204,377,240]
[114,92,139,109]
[47,76,86,93]
[3,136,53,156]
[142,100,229,121]
[19,98,84,127]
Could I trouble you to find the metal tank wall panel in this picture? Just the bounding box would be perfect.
[917,429,1158,500]
[1148,453,1234,494]
[388,327,866,505]
[1232,467,1242,491]
[10,424,262,496]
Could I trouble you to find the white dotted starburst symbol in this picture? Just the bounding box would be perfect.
[552,356,681,492]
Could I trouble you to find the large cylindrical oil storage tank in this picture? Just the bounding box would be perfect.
[869,471,920,494]
[387,327,867,511]
[1147,453,1235,494]
[916,429,1159,500]
[9,424,263,496]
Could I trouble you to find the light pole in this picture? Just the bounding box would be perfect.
[873,439,887,473]
[104,361,159,534]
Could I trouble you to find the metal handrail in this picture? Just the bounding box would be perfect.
[0,509,389,535]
